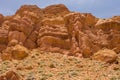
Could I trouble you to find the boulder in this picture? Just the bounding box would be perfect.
[11,44,29,60]
[0,71,20,80]
[92,49,118,63]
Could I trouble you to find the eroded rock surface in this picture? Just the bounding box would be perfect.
[92,49,118,63]
[0,71,20,80]
[0,4,120,60]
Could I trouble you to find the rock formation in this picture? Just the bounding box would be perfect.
[0,4,120,61]
[92,49,118,63]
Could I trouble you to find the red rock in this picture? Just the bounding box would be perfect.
[0,44,7,52]
[1,52,12,61]
[0,30,8,51]
[43,4,70,18]
[8,39,19,47]
[8,31,26,43]
[0,30,8,44]
[92,49,118,63]
[15,5,43,23]
[0,4,120,59]
[83,13,98,26]
[0,14,4,26]
[24,39,37,49]
[0,71,20,80]
[38,36,70,50]
[11,44,29,60]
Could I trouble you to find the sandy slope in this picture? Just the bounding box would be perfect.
[0,49,120,80]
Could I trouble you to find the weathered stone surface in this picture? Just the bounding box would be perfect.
[7,12,39,49]
[1,52,12,61]
[92,49,118,63]
[0,71,20,80]
[95,18,120,53]
[0,14,4,26]
[0,30,8,44]
[0,4,120,59]
[64,12,94,57]
[11,44,29,60]
[43,4,70,18]
[15,5,43,23]
[1,44,29,60]
[0,30,8,51]
[8,31,26,43]
[83,13,98,26]
[38,36,70,49]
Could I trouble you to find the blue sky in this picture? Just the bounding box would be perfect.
[0,0,120,18]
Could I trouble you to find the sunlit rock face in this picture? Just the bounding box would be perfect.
[43,4,70,18]
[95,18,120,53]
[0,4,120,59]
[92,49,118,63]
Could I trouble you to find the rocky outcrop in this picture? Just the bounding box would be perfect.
[1,44,29,60]
[64,12,99,57]
[0,30,8,52]
[95,18,120,53]
[0,4,120,60]
[43,4,70,18]
[37,16,70,53]
[11,44,29,60]
[5,5,44,49]
[92,49,118,63]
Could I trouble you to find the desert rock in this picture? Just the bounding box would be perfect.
[0,4,119,58]
[0,14,4,26]
[0,71,20,80]
[11,44,29,60]
[92,49,118,63]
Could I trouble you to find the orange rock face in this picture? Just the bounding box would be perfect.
[0,30,8,52]
[0,4,120,59]
[0,14,4,26]
[92,49,117,63]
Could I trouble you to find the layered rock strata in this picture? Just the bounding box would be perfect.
[0,4,120,59]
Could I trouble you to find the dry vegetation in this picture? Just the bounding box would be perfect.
[0,49,120,80]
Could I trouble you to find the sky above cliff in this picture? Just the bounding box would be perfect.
[0,0,120,18]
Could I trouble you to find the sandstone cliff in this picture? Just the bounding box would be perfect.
[0,4,120,60]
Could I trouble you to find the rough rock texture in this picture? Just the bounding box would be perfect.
[11,44,29,60]
[0,71,20,80]
[92,49,118,63]
[64,12,98,57]
[0,14,4,26]
[43,4,70,18]
[37,16,70,53]
[95,18,120,53]
[0,4,120,60]
[1,44,29,60]
[0,30,8,52]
